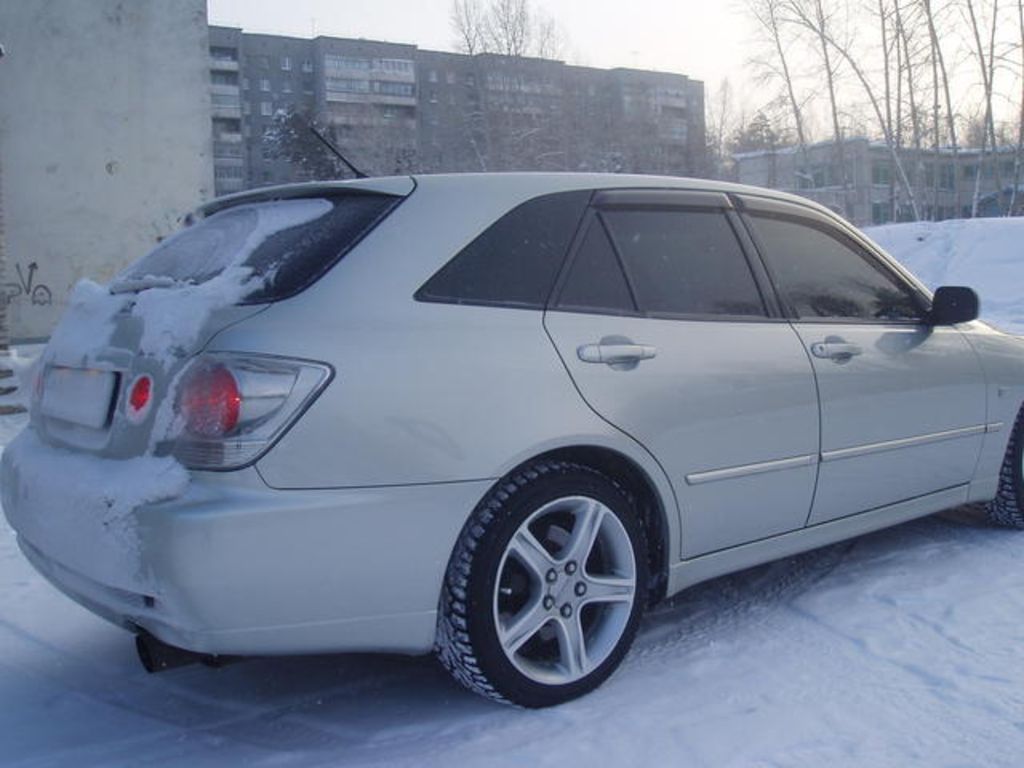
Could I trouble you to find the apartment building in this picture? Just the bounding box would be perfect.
[734,137,1022,227]
[207,27,706,195]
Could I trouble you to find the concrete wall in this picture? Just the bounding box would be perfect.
[0,0,213,341]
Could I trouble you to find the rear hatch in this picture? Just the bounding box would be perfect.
[33,179,412,462]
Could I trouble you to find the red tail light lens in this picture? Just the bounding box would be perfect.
[125,374,154,423]
[172,353,331,470]
[180,364,241,437]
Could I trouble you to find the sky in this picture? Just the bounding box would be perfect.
[206,0,757,93]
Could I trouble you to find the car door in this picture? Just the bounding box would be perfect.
[543,189,820,557]
[738,195,987,525]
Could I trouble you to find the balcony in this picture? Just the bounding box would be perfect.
[213,143,245,159]
[212,131,243,144]
[210,57,239,72]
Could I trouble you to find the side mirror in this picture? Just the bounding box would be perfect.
[930,286,979,325]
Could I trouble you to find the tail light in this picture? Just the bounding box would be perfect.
[172,353,332,470]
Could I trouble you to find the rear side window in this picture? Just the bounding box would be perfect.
[746,213,924,321]
[601,209,767,318]
[415,191,590,309]
[114,193,401,303]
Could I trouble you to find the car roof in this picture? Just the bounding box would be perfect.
[196,172,835,220]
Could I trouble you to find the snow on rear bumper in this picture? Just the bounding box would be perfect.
[3,446,491,656]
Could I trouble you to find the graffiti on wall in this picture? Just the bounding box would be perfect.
[1,263,53,307]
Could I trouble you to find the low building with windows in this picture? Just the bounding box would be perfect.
[733,137,1023,226]
[207,27,707,195]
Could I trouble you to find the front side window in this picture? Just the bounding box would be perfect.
[746,212,924,322]
[600,209,767,318]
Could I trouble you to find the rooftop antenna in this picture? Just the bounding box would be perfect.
[309,124,368,179]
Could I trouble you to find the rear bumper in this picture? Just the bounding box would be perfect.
[3,439,490,656]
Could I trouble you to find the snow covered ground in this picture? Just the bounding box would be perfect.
[3,408,1024,766]
[5,220,1024,766]
[867,217,1024,334]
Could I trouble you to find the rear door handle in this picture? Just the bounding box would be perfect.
[577,343,657,365]
[810,340,863,361]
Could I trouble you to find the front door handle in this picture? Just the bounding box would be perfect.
[577,343,658,365]
[810,339,863,362]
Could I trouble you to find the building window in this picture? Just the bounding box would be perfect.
[428,70,438,83]
[373,58,413,73]
[373,81,414,97]
[939,163,955,191]
[241,76,249,90]
[871,162,891,186]
[283,80,292,93]
[302,59,314,73]
[260,78,271,92]
[446,71,456,84]
[872,201,892,224]
[324,54,371,72]
[214,165,244,179]
[281,56,292,71]
[303,79,314,94]
[242,101,251,115]
[260,101,273,116]
[326,77,371,95]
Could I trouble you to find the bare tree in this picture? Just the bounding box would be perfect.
[451,0,567,59]
[964,0,1002,215]
[485,0,532,57]
[791,0,851,209]
[748,0,812,185]
[706,79,735,179]
[533,9,565,60]
[920,0,961,217]
[1011,0,1024,214]
[785,0,921,218]
[451,0,486,54]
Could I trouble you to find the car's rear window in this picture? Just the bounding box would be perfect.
[113,193,401,302]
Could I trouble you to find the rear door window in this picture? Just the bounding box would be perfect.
[113,193,401,303]
[600,208,768,318]
[555,217,637,314]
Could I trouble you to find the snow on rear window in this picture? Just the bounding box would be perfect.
[112,193,399,302]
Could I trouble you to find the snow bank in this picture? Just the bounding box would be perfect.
[865,218,1024,334]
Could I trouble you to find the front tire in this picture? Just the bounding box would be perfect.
[436,460,648,707]
[986,407,1024,528]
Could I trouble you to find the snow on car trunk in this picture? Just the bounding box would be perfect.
[1,196,358,573]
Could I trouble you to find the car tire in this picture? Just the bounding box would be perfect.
[986,407,1024,529]
[436,460,648,707]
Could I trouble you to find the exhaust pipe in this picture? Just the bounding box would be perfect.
[135,630,238,673]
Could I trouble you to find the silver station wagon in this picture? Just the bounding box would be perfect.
[4,173,1024,708]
